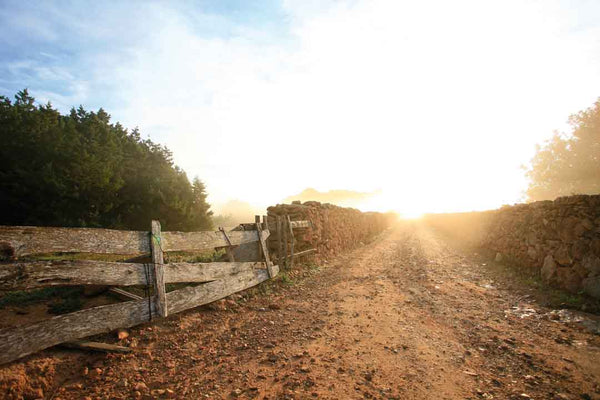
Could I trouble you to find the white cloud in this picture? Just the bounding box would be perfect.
[13,0,600,213]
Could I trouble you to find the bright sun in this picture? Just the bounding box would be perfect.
[398,210,424,220]
[352,192,426,219]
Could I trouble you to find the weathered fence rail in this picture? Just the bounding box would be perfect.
[0,225,263,257]
[0,266,275,364]
[0,260,269,290]
[0,215,311,365]
[233,216,314,269]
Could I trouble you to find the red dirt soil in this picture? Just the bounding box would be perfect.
[1,222,599,399]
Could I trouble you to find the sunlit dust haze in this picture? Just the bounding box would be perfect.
[2,0,600,217]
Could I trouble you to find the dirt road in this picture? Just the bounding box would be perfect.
[2,223,600,399]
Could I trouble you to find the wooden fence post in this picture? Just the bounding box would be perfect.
[287,215,295,270]
[219,227,235,262]
[255,215,262,260]
[151,220,168,318]
[256,216,274,278]
[276,216,282,267]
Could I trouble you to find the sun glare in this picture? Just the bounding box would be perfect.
[351,192,428,219]
[398,211,424,220]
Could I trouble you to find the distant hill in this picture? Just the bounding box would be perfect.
[212,199,265,228]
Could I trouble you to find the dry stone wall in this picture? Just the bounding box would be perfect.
[267,201,394,259]
[424,195,600,298]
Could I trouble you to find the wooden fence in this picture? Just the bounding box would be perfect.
[0,215,312,365]
[233,216,315,270]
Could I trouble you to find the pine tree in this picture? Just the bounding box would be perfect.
[0,90,214,231]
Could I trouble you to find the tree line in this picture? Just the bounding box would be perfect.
[1,89,596,228]
[526,98,600,201]
[0,89,213,231]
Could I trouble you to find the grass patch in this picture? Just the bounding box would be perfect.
[552,292,586,308]
[486,257,597,313]
[279,272,295,286]
[306,262,321,272]
[255,281,273,296]
[165,249,225,263]
[48,294,84,315]
[0,286,85,314]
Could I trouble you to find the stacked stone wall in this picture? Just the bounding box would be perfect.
[267,201,394,259]
[424,195,600,298]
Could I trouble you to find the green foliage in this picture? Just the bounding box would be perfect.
[526,98,600,201]
[166,249,225,263]
[0,286,83,309]
[279,272,295,286]
[48,293,84,315]
[212,213,237,228]
[0,89,213,231]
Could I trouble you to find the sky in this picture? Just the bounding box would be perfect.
[1,0,600,217]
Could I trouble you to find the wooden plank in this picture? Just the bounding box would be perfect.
[231,243,260,262]
[256,217,274,278]
[0,226,262,258]
[219,227,235,262]
[61,340,132,354]
[231,220,310,232]
[277,216,282,268]
[0,265,277,365]
[168,264,279,314]
[0,297,155,364]
[150,221,167,318]
[289,220,311,229]
[287,215,295,269]
[167,261,264,283]
[0,226,149,258]
[229,230,268,262]
[267,220,310,231]
[108,288,143,301]
[150,230,260,252]
[255,216,262,260]
[283,216,289,269]
[263,216,274,278]
[0,260,265,290]
[0,260,145,289]
[294,248,316,257]
[263,220,310,233]
[231,223,257,231]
